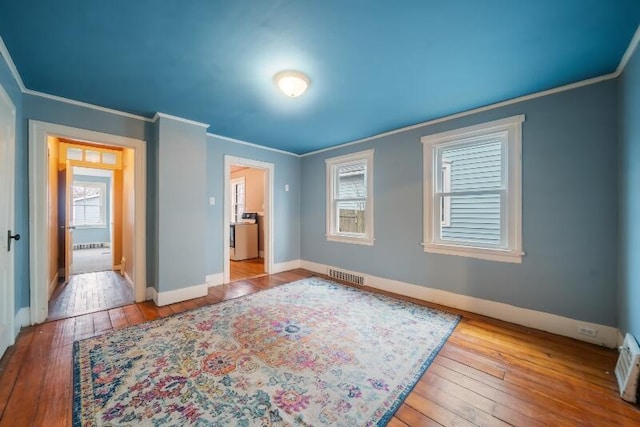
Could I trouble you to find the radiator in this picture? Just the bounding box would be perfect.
[615,333,640,403]
[327,268,364,286]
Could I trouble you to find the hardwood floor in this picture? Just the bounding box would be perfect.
[230,257,265,281]
[1,269,639,426]
[48,271,134,321]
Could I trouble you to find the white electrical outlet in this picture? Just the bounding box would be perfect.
[577,325,598,338]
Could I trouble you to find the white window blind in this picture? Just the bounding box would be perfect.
[72,182,106,227]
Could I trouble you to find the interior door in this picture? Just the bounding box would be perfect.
[0,87,16,358]
[65,161,74,280]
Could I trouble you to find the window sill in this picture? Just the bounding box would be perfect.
[326,234,374,246]
[75,225,107,230]
[422,242,523,263]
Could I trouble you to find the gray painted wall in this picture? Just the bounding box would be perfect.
[11,90,150,311]
[72,174,111,244]
[301,80,619,326]
[0,46,632,334]
[205,136,301,276]
[156,117,207,292]
[619,45,640,340]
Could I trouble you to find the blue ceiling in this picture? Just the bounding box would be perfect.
[1,1,639,154]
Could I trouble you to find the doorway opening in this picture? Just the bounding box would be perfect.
[29,121,146,325]
[229,165,265,281]
[224,156,274,284]
[46,138,135,320]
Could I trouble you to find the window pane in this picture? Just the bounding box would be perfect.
[337,162,366,199]
[440,193,501,246]
[67,148,83,160]
[73,206,84,224]
[85,206,101,224]
[72,184,104,226]
[85,150,100,163]
[337,200,366,234]
[102,152,117,164]
[73,185,86,200]
[441,138,502,192]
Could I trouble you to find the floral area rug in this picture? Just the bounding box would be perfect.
[73,277,460,426]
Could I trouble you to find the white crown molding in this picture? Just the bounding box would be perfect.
[207,132,300,157]
[300,260,619,348]
[616,24,640,76]
[152,112,209,128]
[23,88,153,122]
[0,36,26,91]
[301,72,617,157]
[3,24,640,157]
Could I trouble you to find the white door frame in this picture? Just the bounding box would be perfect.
[224,156,274,284]
[0,84,16,353]
[29,120,147,324]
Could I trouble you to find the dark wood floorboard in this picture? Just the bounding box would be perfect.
[1,268,639,426]
[48,271,134,321]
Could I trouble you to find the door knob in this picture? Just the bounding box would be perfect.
[7,230,20,252]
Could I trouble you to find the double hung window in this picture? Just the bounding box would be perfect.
[325,149,374,245]
[72,181,106,227]
[422,116,524,263]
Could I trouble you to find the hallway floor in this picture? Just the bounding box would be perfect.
[48,271,134,321]
[72,247,112,274]
[230,257,265,281]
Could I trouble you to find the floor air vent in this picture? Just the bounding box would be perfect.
[615,333,640,403]
[327,268,364,286]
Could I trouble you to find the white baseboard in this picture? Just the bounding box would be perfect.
[146,286,156,302]
[14,307,30,337]
[617,330,625,348]
[206,273,224,287]
[272,259,301,274]
[48,272,59,299]
[300,260,619,348]
[123,271,134,290]
[153,283,208,307]
[259,250,265,258]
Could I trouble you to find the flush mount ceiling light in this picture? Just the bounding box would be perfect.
[274,70,310,97]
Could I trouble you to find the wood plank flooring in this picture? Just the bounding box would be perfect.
[48,271,134,321]
[230,257,265,281]
[2,269,639,426]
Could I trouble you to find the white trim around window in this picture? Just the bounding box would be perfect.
[421,115,525,263]
[325,149,374,245]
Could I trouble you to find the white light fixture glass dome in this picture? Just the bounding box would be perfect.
[274,70,310,97]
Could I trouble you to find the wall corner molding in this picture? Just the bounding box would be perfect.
[206,273,224,287]
[272,259,301,274]
[616,24,640,76]
[0,36,26,91]
[154,283,208,306]
[153,112,210,129]
[14,307,30,338]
